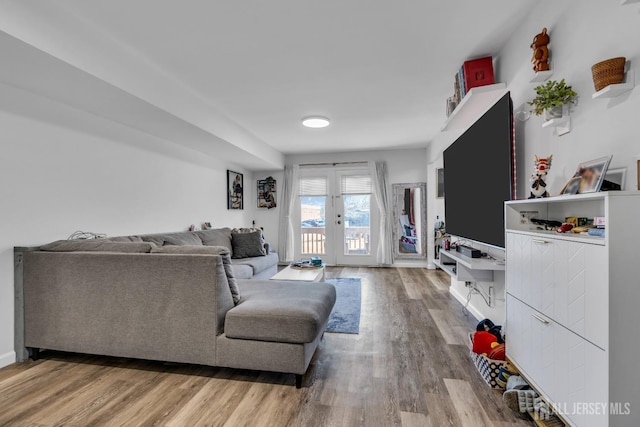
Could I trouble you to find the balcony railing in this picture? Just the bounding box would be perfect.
[301,227,325,254]
[301,226,370,255]
[344,226,370,255]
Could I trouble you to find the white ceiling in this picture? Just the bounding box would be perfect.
[0,0,536,161]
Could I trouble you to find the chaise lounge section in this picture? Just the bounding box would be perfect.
[15,235,336,387]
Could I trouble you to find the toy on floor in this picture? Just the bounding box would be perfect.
[476,318,504,343]
[529,155,553,199]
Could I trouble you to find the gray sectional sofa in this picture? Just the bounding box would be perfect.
[14,229,336,387]
[107,227,280,280]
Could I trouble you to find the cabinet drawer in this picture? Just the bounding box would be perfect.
[506,232,608,349]
[506,295,608,427]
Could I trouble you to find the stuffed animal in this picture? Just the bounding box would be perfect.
[472,331,499,355]
[531,28,550,72]
[529,155,553,199]
[476,318,504,344]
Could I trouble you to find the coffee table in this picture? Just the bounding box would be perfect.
[271,264,326,282]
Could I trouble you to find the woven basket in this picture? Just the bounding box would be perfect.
[591,57,626,92]
[468,333,508,389]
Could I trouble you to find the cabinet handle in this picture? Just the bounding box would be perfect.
[532,239,550,244]
[531,313,550,324]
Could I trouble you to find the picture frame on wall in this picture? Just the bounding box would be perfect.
[227,170,243,210]
[436,168,445,198]
[257,177,277,209]
[560,156,612,195]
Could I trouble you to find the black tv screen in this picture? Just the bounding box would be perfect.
[443,92,514,249]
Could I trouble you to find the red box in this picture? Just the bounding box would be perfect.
[463,56,495,91]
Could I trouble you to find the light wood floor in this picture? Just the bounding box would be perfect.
[0,267,533,426]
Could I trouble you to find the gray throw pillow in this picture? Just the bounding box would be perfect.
[231,230,267,259]
[150,245,240,304]
[195,228,233,253]
[40,240,155,253]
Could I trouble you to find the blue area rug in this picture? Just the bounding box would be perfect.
[324,278,361,334]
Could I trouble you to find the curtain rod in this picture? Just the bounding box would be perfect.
[299,161,368,167]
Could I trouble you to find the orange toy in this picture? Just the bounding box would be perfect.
[531,28,550,72]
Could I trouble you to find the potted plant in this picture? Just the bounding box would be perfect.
[528,79,578,120]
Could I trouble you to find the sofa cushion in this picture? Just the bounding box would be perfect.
[224,280,336,344]
[163,232,203,246]
[39,240,155,253]
[196,228,233,253]
[232,264,254,280]
[104,235,145,243]
[150,245,240,304]
[231,230,266,258]
[231,253,279,275]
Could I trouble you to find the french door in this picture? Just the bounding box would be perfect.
[294,166,379,266]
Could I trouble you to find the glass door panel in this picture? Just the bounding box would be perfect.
[300,196,326,255]
[342,194,371,256]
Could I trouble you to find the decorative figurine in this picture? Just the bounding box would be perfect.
[529,155,553,199]
[531,28,550,72]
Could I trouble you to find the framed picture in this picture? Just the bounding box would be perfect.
[227,170,243,210]
[436,168,445,198]
[560,156,612,195]
[603,167,626,191]
[257,177,277,209]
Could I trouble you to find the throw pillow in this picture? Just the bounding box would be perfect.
[195,228,233,253]
[231,230,267,259]
[40,240,155,253]
[150,245,240,304]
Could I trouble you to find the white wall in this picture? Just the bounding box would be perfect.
[498,0,640,198]
[0,85,254,368]
[254,148,429,266]
[425,0,640,323]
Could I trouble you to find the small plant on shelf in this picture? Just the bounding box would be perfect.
[528,79,578,119]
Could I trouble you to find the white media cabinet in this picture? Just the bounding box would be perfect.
[505,192,640,427]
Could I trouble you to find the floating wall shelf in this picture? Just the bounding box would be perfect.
[592,63,635,99]
[530,69,554,83]
[529,61,554,83]
[441,83,508,131]
[541,104,571,136]
[542,115,571,136]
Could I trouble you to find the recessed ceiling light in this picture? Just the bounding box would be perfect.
[302,116,330,128]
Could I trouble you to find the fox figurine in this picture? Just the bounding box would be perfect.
[529,155,553,199]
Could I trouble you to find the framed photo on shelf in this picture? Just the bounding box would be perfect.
[436,168,445,198]
[560,156,612,195]
[227,170,243,210]
[257,177,277,209]
[603,167,626,191]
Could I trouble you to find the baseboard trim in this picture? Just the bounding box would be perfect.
[449,286,482,322]
[0,351,16,369]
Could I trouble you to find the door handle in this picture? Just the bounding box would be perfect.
[531,313,550,324]
[532,239,550,244]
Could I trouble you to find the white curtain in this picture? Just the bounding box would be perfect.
[369,161,393,265]
[278,164,299,263]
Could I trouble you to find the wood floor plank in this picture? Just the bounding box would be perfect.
[444,378,495,427]
[0,267,532,427]
[400,411,431,427]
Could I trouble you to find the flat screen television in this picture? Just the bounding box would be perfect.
[443,92,514,249]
